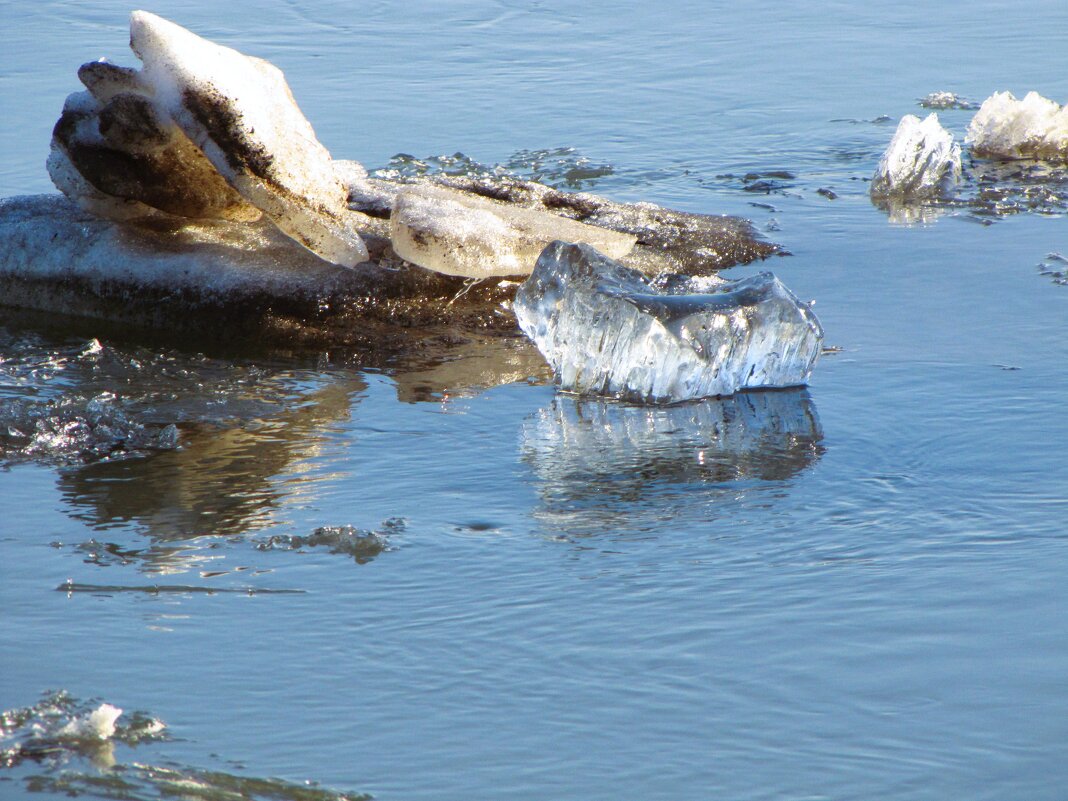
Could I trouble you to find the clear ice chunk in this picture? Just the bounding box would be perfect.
[870,113,962,198]
[390,184,636,278]
[966,90,1068,160]
[514,241,823,403]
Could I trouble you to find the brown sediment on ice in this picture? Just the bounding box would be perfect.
[352,173,782,275]
[0,181,780,351]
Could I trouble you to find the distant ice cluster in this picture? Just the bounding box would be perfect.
[872,89,1068,220]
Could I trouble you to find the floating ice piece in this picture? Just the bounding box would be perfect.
[919,91,978,111]
[410,174,781,275]
[58,704,123,740]
[514,241,823,403]
[966,91,1068,160]
[390,184,636,278]
[871,113,962,198]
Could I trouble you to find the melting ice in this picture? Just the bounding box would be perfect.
[514,242,822,403]
[390,183,636,278]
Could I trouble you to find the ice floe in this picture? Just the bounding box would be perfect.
[1,691,362,800]
[870,113,962,199]
[514,242,823,403]
[966,90,1068,160]
[919,91,979,111]
[2,9,818,404]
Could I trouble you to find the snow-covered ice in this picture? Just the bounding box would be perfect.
[390,183,636,278]
[46,11,372,267]
[514,241,823,403]
[871,113,962,198]
[967,91,1068,160]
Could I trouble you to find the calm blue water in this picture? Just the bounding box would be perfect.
[2,2,1068,800]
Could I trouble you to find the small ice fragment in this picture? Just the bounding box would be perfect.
[919,91,978,110]
[390,184,636,278]
[58,704,122,740]
[128,11,371,266]
[966,90,1068,160]
[870,113,962,198]
[514,241,823,403]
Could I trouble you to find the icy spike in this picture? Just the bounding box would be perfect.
[514,241,823,403]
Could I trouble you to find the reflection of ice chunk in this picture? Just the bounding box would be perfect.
[514,242,823,403]
[521,390,824,537]
[58,704,123,741]
[871,113,962,198]
[966,91,1068,160]
[390,184,636,277]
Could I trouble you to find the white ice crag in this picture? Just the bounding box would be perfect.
[47,11,371,267]
[390,184,637,278]
[871,113,962,198]
[514,241,823,403]
[58,704,123,741]
[966,91,1068,160]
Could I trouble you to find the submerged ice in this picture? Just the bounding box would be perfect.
[514,242,822,403]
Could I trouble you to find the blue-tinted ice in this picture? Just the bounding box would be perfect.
[514,241,823,403]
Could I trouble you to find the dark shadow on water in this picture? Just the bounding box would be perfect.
[521,388,825,538]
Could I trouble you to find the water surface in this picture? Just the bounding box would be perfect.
[2,2,1068,800]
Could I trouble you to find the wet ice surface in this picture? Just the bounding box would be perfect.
[4,2,1068,801]
[515,242,822,402]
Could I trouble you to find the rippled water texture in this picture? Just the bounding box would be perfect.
[3,2,1068,800]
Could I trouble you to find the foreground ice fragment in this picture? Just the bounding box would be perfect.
[390,184,636,277]
[966,91,1068,160]
[514,242,823,403]
[871,113,962,198]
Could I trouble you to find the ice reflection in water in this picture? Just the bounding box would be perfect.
[522,389,824,538]
[58,378,364,549]
[391,335,551,403]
